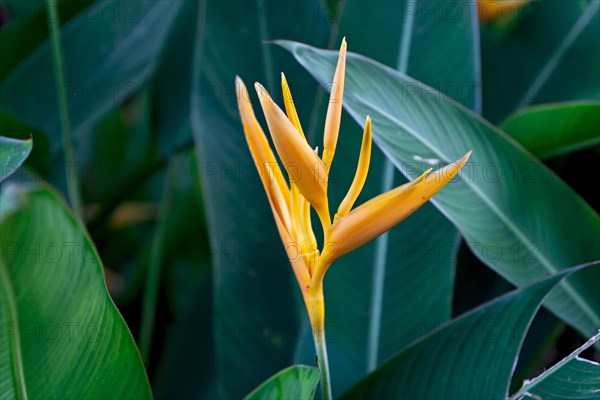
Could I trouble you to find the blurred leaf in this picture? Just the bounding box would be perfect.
[0,0,93,81]
[0,136,31,182]
[321,0,343,21]
[189,2,331,398]
[0,0,182,151]
[0,184,151,399]
[153,0,197,156]
[501,102,600,159]
[511,331,600,400]
[481,0,600,122]
[340,263,598,399]
[337,0,481,109]
[243,365,319,400]
[295,0,481,394]
[145,152,215,400]
[281,42,600,342]
[83,87,155,204]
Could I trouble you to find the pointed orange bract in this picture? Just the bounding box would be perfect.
[254,82,330,229]
[335,115,372,220]
[322,37,347,169]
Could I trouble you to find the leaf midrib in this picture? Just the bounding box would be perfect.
[287,40,600,328]
[345,91,600,329]
[366,0,418,373]
[0,260,28,400]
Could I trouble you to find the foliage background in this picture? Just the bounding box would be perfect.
[0,0,599,399]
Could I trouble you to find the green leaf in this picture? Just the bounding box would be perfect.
[189,3,331,398]
[0,0,94,81]
[335,0,481,109]
[501,102,600,159]
[147,152,215,399]
[243,365,319,400]
[280,41,600,342]
[340,263,599,399]
[153,0,197,157]
[0,136,32,182]
[0,184,151,399]
[481,0,600,122]
[0,0,183,149]
[295,0,481,394]
[511,331,600,400]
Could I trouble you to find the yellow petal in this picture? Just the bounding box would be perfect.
[290,182,307,253]
[478,0,530,23]
[301,195,318,253]
[322,38,347,169]
[266,164,293,233]
[309,165,438,292]
[281,72,305,138]
[272,199,312,292]
[236,76,310,289]
[254,82,330,228]
[326,151,471,261]
[236,77,290,228]
[335,116,372,220]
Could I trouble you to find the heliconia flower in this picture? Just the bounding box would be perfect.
[254,82,331,229]
[478,0,531,23]
[235,40,471,334]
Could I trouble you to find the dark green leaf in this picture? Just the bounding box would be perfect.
[189,2,330,397]
[481,0,600,122]
[511,331,600,400]
[295,1,480,394]
[243,365,319,400]
[147,152,215,400]
[340,263,599,399]
[0,184,151,399]
[0,0,182,149]
[501,102,600,159]
[0,0,93,81]
[281,41,600,342]
[0,136,32,182]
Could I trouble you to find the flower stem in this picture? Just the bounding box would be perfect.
[307,280,332,398]
[314,328,332,400]
[46,0,81,217]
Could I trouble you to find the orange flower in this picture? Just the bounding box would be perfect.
[235,39,471,335]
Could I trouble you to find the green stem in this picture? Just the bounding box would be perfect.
[314,329,333,400]
[46,0,81,217]
[139,158,175,364]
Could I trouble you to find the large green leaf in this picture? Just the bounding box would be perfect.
[337,0,481,108]
[189,2,331,398]
[281,42,600,342]
[340,263,599,399]
[243,365,319,400]
[0,0,94,81]
[294,0,481,395]
[511,331,600,400]
[0,136,32,182]
[481,0,600,122]
[153,0,197,157]
[0,184,151,399]
[0,0,182,150]
[501,102,600,159]
[145,152,215,400]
